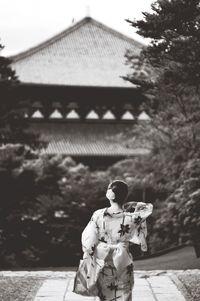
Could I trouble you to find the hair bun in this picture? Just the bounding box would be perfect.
[109,180,128,205]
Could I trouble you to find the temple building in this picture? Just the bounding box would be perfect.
[11,17,150,169]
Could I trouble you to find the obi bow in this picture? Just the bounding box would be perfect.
[95,241,133,274]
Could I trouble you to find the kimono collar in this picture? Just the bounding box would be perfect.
[104,207,125,218]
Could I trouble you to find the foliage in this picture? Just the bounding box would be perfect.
[0,144,41,266]
[0,144,166,267]
[0,146,111,267]
[124,0,200,252]
[125,0,200,159]
[0,42,41,148]
[0,277,42,301]
[127,0,200,86]
[177,159,200,250]
[178,271,200,301]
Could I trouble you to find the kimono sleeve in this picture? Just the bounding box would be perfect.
[132,202,153,223]
[81,210,99,255]
[129,202,153,252]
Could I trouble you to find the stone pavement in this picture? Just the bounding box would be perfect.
[63,271,186,301]
[0,270,189,301]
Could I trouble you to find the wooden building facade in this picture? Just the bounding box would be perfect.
[11,17,149,168]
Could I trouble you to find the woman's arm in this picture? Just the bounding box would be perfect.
[134,202,153,222]
[81,211,99,255]
[124,201,153,224]
[128,202,153,252]
[123,201,137,212]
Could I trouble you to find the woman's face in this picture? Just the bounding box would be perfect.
[106,185,115,201]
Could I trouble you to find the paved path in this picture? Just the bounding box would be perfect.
[0,270,187,301]
[63,272,186,301]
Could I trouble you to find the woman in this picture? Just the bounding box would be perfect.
[73,180,153,301]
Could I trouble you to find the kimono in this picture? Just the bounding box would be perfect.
[73,201,153,301]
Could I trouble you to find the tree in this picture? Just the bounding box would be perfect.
[0,149,110,267]
[177,159,200,257]
[125,0,200,176]
[127,0,200,85]
[0,144,41,266]
[125,0,200,252]
[125,0,200,154]
[0,42,41,148]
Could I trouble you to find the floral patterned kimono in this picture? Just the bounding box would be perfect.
[73,201,153,301]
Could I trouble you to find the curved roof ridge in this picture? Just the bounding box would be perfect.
[10,17,144,62]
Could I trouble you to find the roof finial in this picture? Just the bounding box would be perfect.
[85,4,91,18]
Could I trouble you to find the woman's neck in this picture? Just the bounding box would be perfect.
[109,202,123,212]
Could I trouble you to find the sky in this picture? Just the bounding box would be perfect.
[0,0,154,56]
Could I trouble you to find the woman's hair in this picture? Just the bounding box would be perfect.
[109,180,128,205]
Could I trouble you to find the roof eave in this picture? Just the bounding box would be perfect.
[17,81,138,90]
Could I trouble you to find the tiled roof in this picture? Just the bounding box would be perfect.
[11,17,143,87]
[31,122,149,156]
